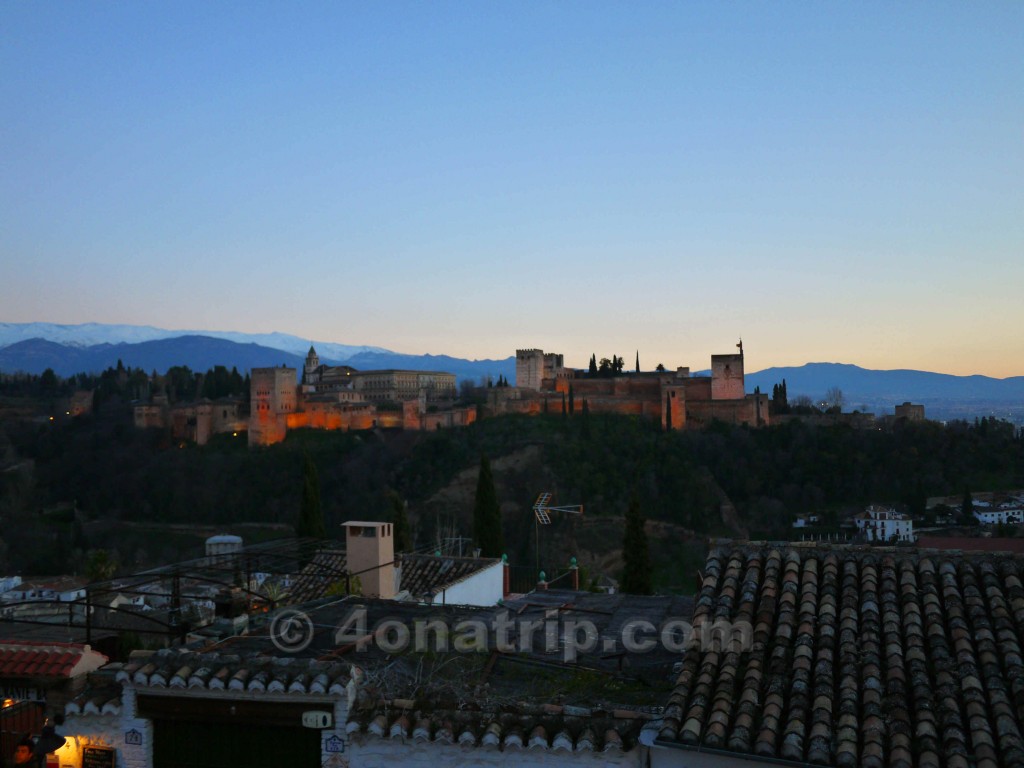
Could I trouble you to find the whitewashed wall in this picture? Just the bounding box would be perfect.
[431,562,504,607]
[56,688,151,768]
[345,734,643,767]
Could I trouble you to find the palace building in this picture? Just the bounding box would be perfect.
[495,342,769,430]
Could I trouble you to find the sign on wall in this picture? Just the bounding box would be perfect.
[82,746,116,768]
[0,684,43,701]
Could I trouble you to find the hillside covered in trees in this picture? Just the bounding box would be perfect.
[1,399,1022,590]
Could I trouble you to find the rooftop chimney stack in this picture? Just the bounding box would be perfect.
[342,521,395,599]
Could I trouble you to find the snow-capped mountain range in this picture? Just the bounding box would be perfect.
[0,322,389,361]
[0,322,516,385]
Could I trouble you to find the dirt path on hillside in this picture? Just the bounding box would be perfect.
[694,467,747,538]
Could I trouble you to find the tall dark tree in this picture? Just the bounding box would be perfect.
[772,379,790,414]
[568,384,575,415]
[635,351,640,373]
[40,368,58,395]
[472,455,505,557]
[388,490,413,553]
[297,453,325,538]
[960,489,976,525]
[621,497,652,595]
[665,393,672,430]
[589,354,598,376]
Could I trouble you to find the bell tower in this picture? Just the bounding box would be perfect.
[303,345,320,387]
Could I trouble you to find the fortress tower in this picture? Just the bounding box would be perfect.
[515,349,564,391]
[711,341,745,401]
[248,366,297,446]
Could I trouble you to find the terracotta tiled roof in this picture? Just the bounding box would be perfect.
[287,549,348,604]
[286,551,500,605]
[6,576,88,594]
[0,641,107,679]
[65,680,123,716]
[346,701,651,753]
[659,544,1024,768]
[397,554,498,600]
[114,648,351,696]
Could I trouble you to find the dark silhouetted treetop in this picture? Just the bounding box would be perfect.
[472,454,504,558]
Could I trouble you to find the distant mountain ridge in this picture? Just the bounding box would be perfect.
[0,322,389,361]
[0,336,310,378]
[746,363,1024,423]
[0,323,1020,421]
[0,328,516,384]
[746,362,1024,401]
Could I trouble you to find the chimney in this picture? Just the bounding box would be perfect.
[342,521,395,599]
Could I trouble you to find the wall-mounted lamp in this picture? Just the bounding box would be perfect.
[33,714,67,757]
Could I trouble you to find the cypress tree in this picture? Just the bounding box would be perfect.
[665,393,672,430]
[472,455,505,557]
[589,354,598,376]
[621,497,652,595]
[635,351,640,372]
[960,489,975,525]
[561,393,567,417]
[389,490,413,552]
[568,384,575,415]
[297,453,325,538]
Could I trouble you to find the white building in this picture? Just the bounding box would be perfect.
[854,505,915,542]
[205,534,243,563]
[0,576,88,603]
[975,506,1024,526]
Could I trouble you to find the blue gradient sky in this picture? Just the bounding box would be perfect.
[2,3,1022,376]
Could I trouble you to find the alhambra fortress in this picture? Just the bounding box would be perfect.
[134,343,770,446]
[501,345,768,429]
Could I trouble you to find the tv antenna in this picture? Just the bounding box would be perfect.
[532,492,583,576]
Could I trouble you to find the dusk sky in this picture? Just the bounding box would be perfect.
[2,3,1022,377]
